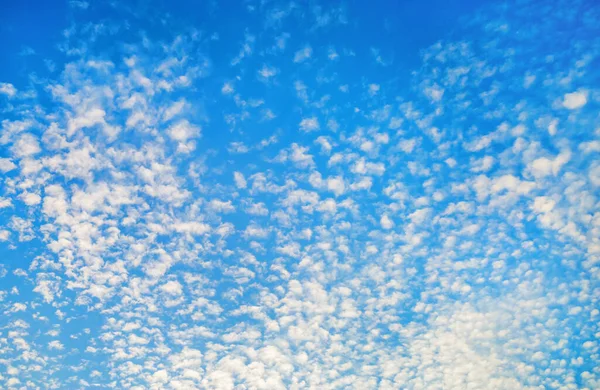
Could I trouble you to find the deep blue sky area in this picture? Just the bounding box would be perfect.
[0,0,483,90]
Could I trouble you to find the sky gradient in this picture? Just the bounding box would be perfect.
[0,0,599,389]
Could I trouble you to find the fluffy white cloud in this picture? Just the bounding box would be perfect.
[11,134,40,157]
[380,214,394,229]
[167,119,201,142]
[327,176,345,196]
[562,90,588,109]
[18,192,41,206]
[293,46,312,63]
[0,82,17,97]
[160,280,183,296]
[233,171,247,188]
[528,150,571,179]
[0,158,17,172]
[299,117,319,132]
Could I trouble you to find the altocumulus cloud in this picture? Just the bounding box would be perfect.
[0,0,599,389]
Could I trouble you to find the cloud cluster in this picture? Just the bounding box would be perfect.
[0,0,598,389]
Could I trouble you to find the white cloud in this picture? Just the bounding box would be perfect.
[351,158,385,175]
[315,136,332,154]
[160,280,183,296]
[18,192,41,206]
[258,65,278,79]
[470,155,495,172]
[327,176,345,196]
[48,340,64,350]
[244,225,269,239]
[380,214,394,229]
[0,158,17,172]
[368,83,380,96]
[317,198,337,213]
[11,134,40,157]
[589,162,600,187]
[233,172,247,188]
[562,90,588,109]
[68,108,106,136]
[299,117,320,132]
[288,143,315,168]
[0,82,17,97]
[163,99,186,122]
[531,196,556,213]
[222,82,234,94]
[293,46,313,63]
[209,199,235,213]
[528,150,571,179]
[167,119,201,142]
[398,138,417,153]
[424,83,444,102]
[172,221,211,235]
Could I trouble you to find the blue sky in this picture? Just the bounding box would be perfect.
[0,0,599,389]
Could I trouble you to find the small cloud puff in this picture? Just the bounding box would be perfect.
[562,90,588,109]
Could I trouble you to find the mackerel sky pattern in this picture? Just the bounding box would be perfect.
[0,0,599,389]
